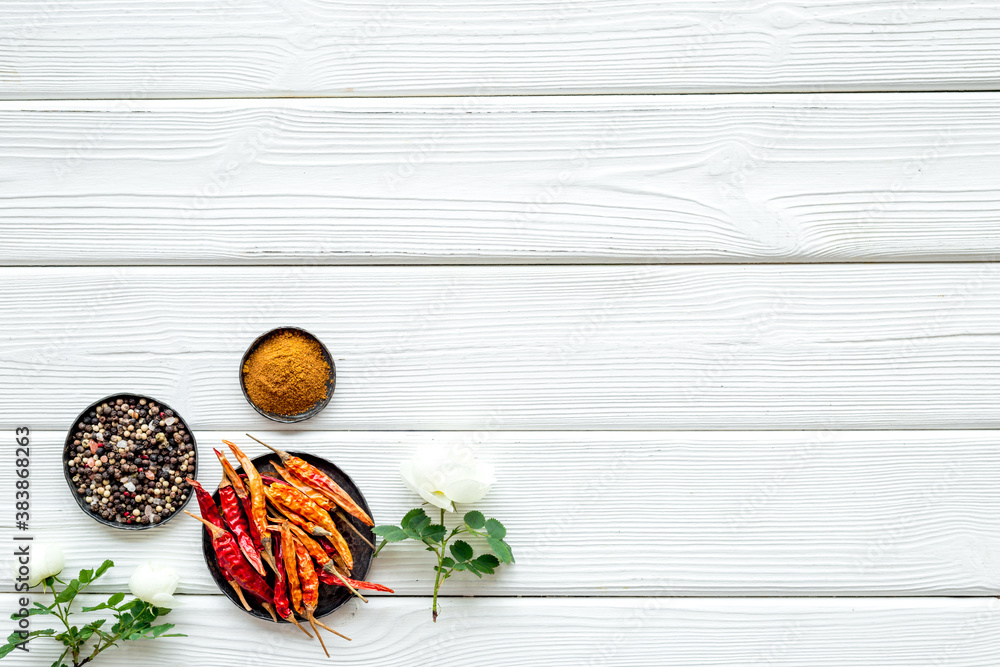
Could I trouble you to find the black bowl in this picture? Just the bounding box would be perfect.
[239,327,336,423]
[201,451,374,621]
[62,393,197,530]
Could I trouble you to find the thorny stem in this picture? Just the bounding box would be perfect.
[431,508,446,622]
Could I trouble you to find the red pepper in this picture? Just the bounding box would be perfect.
[273,536,311,637]
[187,478,224,529]
[186,511,274,605]
[224,440,273,567]
[317,571,394,593]
[218,475,266,577]
[247,434,373,526]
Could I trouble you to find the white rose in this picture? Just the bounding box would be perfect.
[11,543,65,588]
[400,444,496,512]
[129,561,180,608]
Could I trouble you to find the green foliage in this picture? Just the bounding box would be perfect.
[0,560,184,666]
[463,511,486,530]
[374,505,515,621]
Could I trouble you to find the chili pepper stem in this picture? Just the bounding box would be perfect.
[229,581,252,612]
[310,615,352,642]
[185,510,225,538]
[262,602,279,624]
[335,509,376,549]
[245,433,289,461]
[307,615,330,658]
[287,613,314,638]
[327,567,368,603]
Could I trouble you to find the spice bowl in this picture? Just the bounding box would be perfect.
[239,326,336,423]
[62,393,198,530]
[201,451,374,621]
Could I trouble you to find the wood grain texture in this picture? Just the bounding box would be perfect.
[2,265,1000,430]
[3,595,1000,666]
[1,95,1000,264]
[2,430,999,596]
[2,2,1000,98]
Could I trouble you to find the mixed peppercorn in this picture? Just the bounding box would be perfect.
[65,396,195,526]
[190,436,389,655]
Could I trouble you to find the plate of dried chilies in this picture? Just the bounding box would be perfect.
[187,434,391,656]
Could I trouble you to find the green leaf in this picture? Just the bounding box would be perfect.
[78,568,93,584]
[440,557,455,569]
[93,560,114,580]
[407,517,431,538]
[421,524,447,543]
[53,580,80,604]
[148,623,175,637]
[474,554,500,574]
[117,599,141,612]
[452,562,467,571]
[487,537,514,564]
[108,592,126,607]
[463,562,485,578]
[449,540,474,562]
[0,645,15,660]
[90,619,107,630]
[401,508,429,530]
[464,511,486,530]
[30,629,55,638]
[372,525,409,542]
[485,518,506,540]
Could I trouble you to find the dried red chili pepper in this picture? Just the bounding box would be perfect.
[218,451,264,554]
[268,493,331,538]
[214,448,249,499]
[187,478,224,529]
[317,571,394,593]
[279,524,303,616]
[218,474,266,576]
[293,537,350,653]
[187,479,259,611]
[265,483,353,570]
[224,439,273,567]
[318,536,349,573]
[247,434,373,526]
[271,464,334,510]
[286,523,366,602]
[186,511,274,605]
[273,534,311,638]
[270,465,376,548]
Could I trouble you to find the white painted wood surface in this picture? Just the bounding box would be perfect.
[4,2,1000,664]
[5,596,1000,666]
[2,1,1000,98]
[2,95,1000,264]
[3,431,1000,597]
[3,265,1000,430]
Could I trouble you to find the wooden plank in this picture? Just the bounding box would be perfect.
[3,595,999,666]
[1,95,1000,264]
[2,265,1000,430]
[3,431,999,596]
[2,2,1000,98]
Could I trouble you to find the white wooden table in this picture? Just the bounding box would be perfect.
[3,2,1000,664]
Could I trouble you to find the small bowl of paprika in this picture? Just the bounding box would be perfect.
[240,327,336,423]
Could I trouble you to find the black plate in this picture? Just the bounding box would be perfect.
[239,327,336,423]
[201,451,374,621]
[62,393,197,530]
